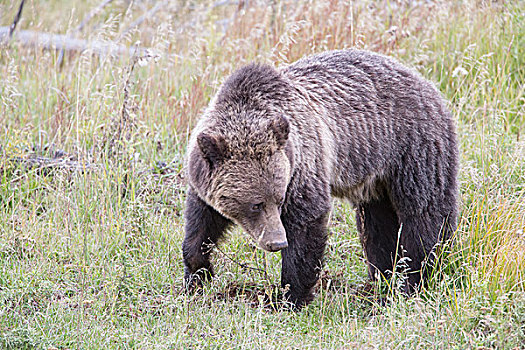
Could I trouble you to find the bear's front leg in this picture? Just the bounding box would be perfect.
[183,187,231,290]
[281,209,330,308]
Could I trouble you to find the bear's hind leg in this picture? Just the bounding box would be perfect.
[356,194,400,282]
[183,188,231,290]
[395,212,453,293]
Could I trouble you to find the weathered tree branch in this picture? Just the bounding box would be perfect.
[76,0,115,33]
[8,0,25,39]
[3,156,98,175]
[120,0,168,38]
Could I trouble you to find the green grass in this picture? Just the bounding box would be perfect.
[1,0,524,348]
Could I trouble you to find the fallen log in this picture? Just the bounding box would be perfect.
[0,26,143,57]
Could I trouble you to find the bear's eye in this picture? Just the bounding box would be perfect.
[251,203,263,212]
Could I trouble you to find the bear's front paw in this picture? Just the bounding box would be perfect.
[184,267,214,293]
[283,289,315,311]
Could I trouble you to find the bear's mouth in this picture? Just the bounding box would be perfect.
[262,240,288,252]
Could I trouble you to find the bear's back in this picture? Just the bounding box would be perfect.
[281,50,450,125]
[280,50,455,203]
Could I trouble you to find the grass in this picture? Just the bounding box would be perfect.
[1,0,524,348]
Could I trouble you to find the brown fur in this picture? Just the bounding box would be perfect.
[183,49,459,308]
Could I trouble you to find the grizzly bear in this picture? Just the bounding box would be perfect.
[183,49,458,307]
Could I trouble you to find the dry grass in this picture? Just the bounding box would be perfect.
[0,0,524,348]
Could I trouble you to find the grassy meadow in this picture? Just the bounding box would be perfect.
[1,0,524,348]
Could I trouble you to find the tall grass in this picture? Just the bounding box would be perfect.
[1,0,524,348]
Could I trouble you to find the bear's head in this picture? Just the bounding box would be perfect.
[188,113,293,252]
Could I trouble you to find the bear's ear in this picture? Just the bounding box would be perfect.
[269,115,289,148]
[197,133,227,166]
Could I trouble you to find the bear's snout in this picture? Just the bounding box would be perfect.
[263,238,288,252]
[257,225,288,252]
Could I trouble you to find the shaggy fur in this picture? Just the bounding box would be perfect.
[183,49,459,307]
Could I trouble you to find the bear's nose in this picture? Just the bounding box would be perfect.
[265,240,288,252]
